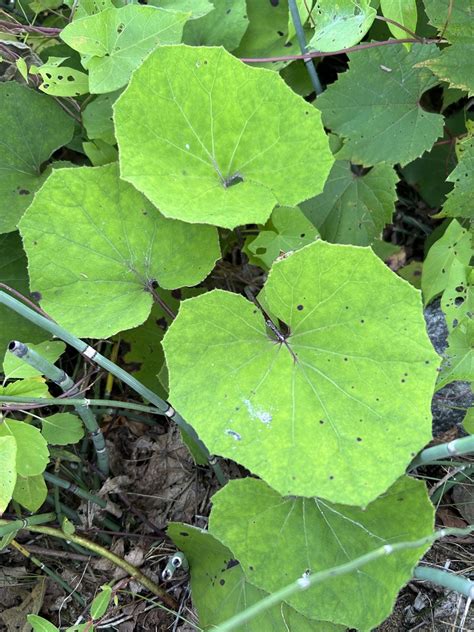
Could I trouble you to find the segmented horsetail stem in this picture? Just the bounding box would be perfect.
[414,566,474,600]
[408,435,474,470]
[288,0,323,95]
[0,512,56,537]
[11,539,86,606]
[8,340,109,476]
[0,291,226,485]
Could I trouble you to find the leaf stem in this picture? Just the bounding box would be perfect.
[375,15,422,41]
[414,565,474,599]
[288,0,323,95]
[212,526,474,632]
[0,520,178,609]
[240,38,443,64]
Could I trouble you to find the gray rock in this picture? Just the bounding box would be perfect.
[424,301,473,435]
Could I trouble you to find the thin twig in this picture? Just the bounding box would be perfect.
[240,38,443,64]
[375,15,422,41]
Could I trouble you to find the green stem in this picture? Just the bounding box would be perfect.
[0,291,226,485]
[0,520,178,610]
[414,566,474,599]
[11,539,86,606]
[9,340,109,475]
[0,395,165,415]
[44,472,107,509]
[409,435,474,470]
[288,0,323,95]
[212,526,474,632]
[0,512,56,537]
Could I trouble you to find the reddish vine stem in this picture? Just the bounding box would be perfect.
[374,15,422,41]
[0,20,61,35]
[240,38,444,64]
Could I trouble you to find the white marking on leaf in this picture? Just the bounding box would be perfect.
[243,398,272,424]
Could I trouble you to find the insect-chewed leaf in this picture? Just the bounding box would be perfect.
[308,0,376,52]
[163,241,439,505]
[316,44,444,166]
[439,137,474,218]
[234,0,296,69]
[209,477,434,631]
[168,523,341,631]
[115,45,334,229]
[61,5,190,93]
[245,206,319,269]
[0,83,74,234]
[18,163,220,338]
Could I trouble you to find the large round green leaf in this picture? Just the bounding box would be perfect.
[18,164,220,338]
[209,477,434,631]
[168,523,341,631]
[163,241,439,505]
[0,83,74,234]
[115,45,333,229]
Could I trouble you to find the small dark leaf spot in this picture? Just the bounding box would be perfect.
[179,531,189,537]
[156,317,167,330]
[356,437,362,442]
[226,559,238,569]
[401,379,405,383]
[57,75,63,80]
[31,291,42,300]
[300,233,305,238]
[360,319,365,324]
[343,357,348,361]
[329,475,334,480]
[18,189,30,195]
[297,304,304,311]
[67,75,75,81]
[277,30,284,36]
[249,565,254,571]
[319,419,325,424]
[219,579,225,586]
